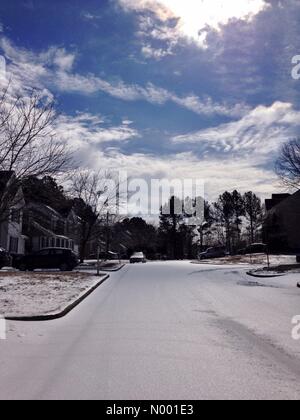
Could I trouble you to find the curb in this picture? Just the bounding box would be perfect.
[191,261,252,267]
[246,271,284,279]
[5,274,110,322]
[78,263,126,272]
[100,264,125,272]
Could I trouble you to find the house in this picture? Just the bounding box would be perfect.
[22,202,80,255]
[263,191,300,253]
[265,193,291,212]
[0,171,26,255]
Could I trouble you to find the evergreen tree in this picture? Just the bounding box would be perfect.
[244,192,263,244]
[159,196,184,259]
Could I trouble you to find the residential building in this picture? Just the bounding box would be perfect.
[265,193,291,212]
[23,202,80,254]
[263,191,300,253]
[0,171,26,255]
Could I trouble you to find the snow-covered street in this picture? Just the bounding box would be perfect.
[1,261,300,400]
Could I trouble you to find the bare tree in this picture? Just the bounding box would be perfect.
[0,88,72,222]
[276,138,300,188]
[69,170,122,262]
[0,90,72,177]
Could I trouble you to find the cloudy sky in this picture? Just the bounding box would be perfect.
[1,0,300,201]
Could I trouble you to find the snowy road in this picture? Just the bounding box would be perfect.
[1,261,300,400]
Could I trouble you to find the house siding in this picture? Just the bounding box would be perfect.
[264,191,300,253]
[0,183,25,255]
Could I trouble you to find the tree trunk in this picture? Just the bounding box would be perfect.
[250,218,254,244]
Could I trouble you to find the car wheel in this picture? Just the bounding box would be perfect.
[19,264,27,272]
[60,263,71,272]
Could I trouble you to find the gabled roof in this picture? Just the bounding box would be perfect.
[266,190,300,215]
[26,201,65,220]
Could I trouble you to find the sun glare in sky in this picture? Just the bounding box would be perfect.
[159,0,267,42]
[120,0,268,45]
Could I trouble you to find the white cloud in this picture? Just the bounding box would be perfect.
[0,37,247,118]
[82,147,279,202]
[137,14,179,59]
[1,38,76,72]
[51,49,76,72]
[118,0,269,48]
[81,12,101,21]
[122,119,134,125]
[55,113,139,148]
[173,102,300,158]
[141,43,173,60]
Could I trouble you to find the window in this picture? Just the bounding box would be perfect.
[54,250,64,255]
[11,209,21,224]
[38,250,50,256]
[51,218,57,231]
[9,237,19,254]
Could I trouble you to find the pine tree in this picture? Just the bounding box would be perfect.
[244,192,263,244]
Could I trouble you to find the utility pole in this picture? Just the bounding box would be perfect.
[96,240,101,276]
[266,245,270,270]
[105,210,109,256]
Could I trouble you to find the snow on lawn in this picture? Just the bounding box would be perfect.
[193,254,298,266]
[0,272,106,317]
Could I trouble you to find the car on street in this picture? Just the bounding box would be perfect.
[130,252,146,264]
[0,247,10,269]
[199,247,226,260]
[13,248,80,271]
[245,243,267,254]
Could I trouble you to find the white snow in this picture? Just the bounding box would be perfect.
[1,261,300,400]
[0,272,106,317]
[194,254,298,266]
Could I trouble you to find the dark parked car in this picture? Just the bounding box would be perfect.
[199,247,226,260]
[0,247,10,269]
[246,243,267,254]
[14,248,79,271]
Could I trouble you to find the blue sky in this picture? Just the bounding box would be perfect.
[1,0,300,200]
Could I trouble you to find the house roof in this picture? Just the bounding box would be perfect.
[31,221,71,240]
[266,190,300,216]
[27,201,65,220]
[265,193,291,211]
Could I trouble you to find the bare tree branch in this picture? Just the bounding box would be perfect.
[276,138,300,189]
[0,86,73,223]
[68,170,123,261]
